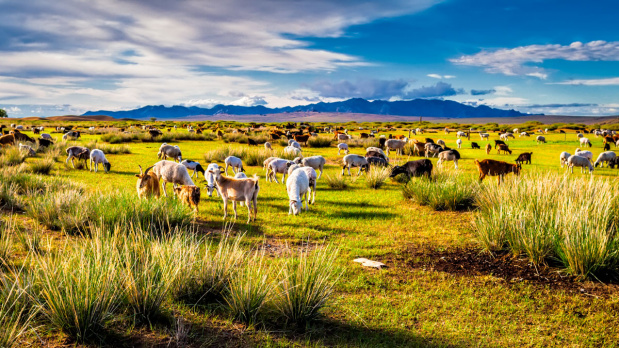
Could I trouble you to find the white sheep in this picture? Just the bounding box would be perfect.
[284,146,302,157]
[579,137,592,147]
[337,134,351,142]
[294,155,325,179]
[456,131,467,138]
[385,139,406,156]
[536,135,546,144]
[157,143,182,162]
[513,128,519,134]
[263,157,280,177]
[337,143,349,155]
[456,139,462,149]
[567,155,594,174]
[264,142,272,150]
[268,158,292,184]
[288,140,301,149]
[205,163,220,197]
[18,143,36,157]
[224,156,244,175]
[286,168,310,215]
[151,160,195,197]
[574,149,593,163]
[559,152,571,168]
[89,149,111,173]
[341,154,369,176]
[181,159,205,178]
[520,132,529,137]
[594,151,617,168]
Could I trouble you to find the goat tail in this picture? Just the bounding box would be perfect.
[252,174,260,190]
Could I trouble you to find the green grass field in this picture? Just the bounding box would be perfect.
[1,123,619,347]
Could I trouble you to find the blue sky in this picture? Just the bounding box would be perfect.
[1,0,618,117]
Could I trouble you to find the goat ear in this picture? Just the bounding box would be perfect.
[135,174,141,177]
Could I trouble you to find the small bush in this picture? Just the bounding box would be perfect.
[275,245,340,326]
[403,171,478,211]
[307,137,332,148]
[365,167,390,189]
[324,174,349,190]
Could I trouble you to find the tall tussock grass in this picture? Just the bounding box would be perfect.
[474,173,619,279]
[84,141,131,154]
[275,245,340,327]
[365,166,390,189]
[100,131,214,144]
[0,147,27,167]
[402,171,478,211]
[324,174,349,190]
[307,137,332,148]
[0,271,37,348]
[224,252,271,324]
[29,155,56,175]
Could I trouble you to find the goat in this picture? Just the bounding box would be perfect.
[342,154,369,176]
[497,144,512,155]
[485,143,492,154]
[157,143,182,162]
[471,142,480,149]
[151,160,195,197]
[268,159,293,184]
[437,150,460,169]
[205,163,221,197]
[286,169,310,215]
[264,142,272,150]
[224,156,244,175]
[181,160,205,179]
[514,152,532,165]
[89,149,111,173]
[389,159,432,180]
[135,165,160,198]
[173,186,201,215]
[494,140,506,149]
[18,143,36,157]
[337,143,349,155]
[210,168,259,223]
[474,159,521,184]
[425,143,443,158]
[62,131,81,141]
[293,155,325,179]
[65,146,90,168]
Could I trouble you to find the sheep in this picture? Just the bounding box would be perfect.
[579,137,592,148]
[536,135,546,144]
[224,156,244,175]
[577,133,584,139]
[513,128,519,134]
[288,140,302,149]
[366,156,389,167]
[173,186,201,215]
[436,139,446,147]
[574,149,593,163]
[288,164,317,204]
[342,154,369,176]
[594,151,617,168]
[135,165,161,198]
[485,143,492,154]
[337,143,349,155]
[456,139,462,149]
[337,134,351,142]
[520,131,530,137]
[456,131,467,138]
[18,143,36,157]
[205,163,221,197]
[286,168,310,215]
[40,133,53,140]
[293,155,325,179]
[425,143,443,158]
[89,149,111,173]
[268,158,293,183]
[62,131,81,141]
[500,133,514,141]
[480,133,489,140]
[567,155,594,174]
[65,146,90,168]
[151,160,195,197]
[181,160,205,179]
[559,152,571,168]
[284,146,302,157]
[263,157,279,174]
[157,143,182,162]
[437,150,460,169]
[264,141,272,150]
[209,167,259,223]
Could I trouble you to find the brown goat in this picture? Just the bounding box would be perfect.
[210,168,259,223]
[485,143,492,154]
[135,165,161,198]
[294,134,310,145]
[497,144,512,154]
[173,185,201,215]
[474,159,521,185]
[0,134,16,146]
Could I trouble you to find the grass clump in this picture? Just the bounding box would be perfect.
[324,174,349,190]
[84,141,131,154]
[0,271,37,348]
[307,137,332,148]
[275,245,340,327]
[29,155,56,175]
[365,166,390,189]
[224,252,271,324]
[0,147,27,167]
[0,183,23,211]
[402,171,478,211]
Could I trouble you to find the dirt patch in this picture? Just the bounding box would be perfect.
[387,246,619,297]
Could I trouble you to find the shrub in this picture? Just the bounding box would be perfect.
[324,174,348,190]
[307,137,332,148]
[402,171,478,211]
[224,253,271,324]
[274,245,340,327]
[365,166,390,189]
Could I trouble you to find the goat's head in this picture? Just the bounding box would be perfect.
[103,161,111,173]
[290,199,302,215]
[135,165,154,189]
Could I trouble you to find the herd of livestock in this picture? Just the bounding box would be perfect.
[1,122,619,222]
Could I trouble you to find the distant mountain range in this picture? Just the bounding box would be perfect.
[83,98,529,119]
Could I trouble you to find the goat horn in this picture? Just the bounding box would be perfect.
[138,165,143,175]
[144,165,154,175]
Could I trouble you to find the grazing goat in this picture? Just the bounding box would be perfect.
[536,136,546,144]
[567,155,593,174]
[604,143,610,151]
[135,165,160,198]
[485,143,492,154]
[286,169,310,215]
[181,160,205,178]
[151,160,195,197]
[210,168,259,223]
[89,149,111,173]
[205,163,220,197]
[494,140,506,149]
[559,152,571,168]
[224,156,244,175]
[173,186,201,215]
[337,143,349,155]
[38,138,53,148]
[474,159,521,184]
[8,131,35,143]
[412,141,426,156]
[294,134,310,146]
[293,155,325,179]
[268,159,293,184]
[264,142,272,150]
[497,144,512,155]
[425,143,443,158]
[157,143,182,162]
[385,139,406,156]
[65,146,90,168]
[437,150,460,169]
[62,131,81,141]
[18,143,36,157]
[594,151,617,168]
[342,154,369,176]
[500,133,514,141]
[471,142,480,149]
[389,159,432,180]
[515,152,532,165]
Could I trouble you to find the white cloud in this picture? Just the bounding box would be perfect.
[450,40,619,79]
[427,74,456,79]
[552,77,619,86]
[493,86,513,96]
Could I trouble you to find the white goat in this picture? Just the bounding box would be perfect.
[181,159,205,178]
[224,156,244,175]
[268,158,292,184]
[205,163,220,197]
[211,168,260,223]
[337,143,349,155]
[341,154,369,176]
[594,151,617,168]
[456,139,462,149]
[157,143,182,162]
[89,149,111,173]
[151,160,195,197]
[385,139,406,156]
[286,168,310,215]
[567,155,594,174]
[294,155,325,179]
